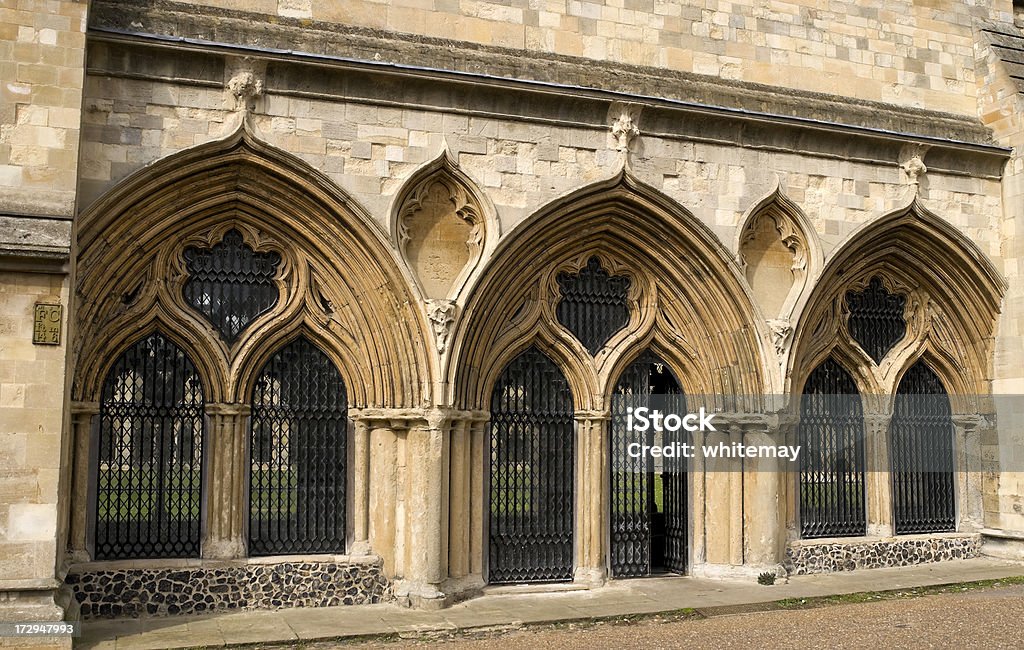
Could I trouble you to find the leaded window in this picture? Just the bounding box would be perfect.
[94,332,204,560]
[183,229,281,344]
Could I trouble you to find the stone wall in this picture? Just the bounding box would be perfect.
[976,20,1024,535]
[0,0,86,217]
[785,534,982,575]
[119,0,1011,115]
[76,40,1006,264]
[0,0,86,634]
[65,559,392,619]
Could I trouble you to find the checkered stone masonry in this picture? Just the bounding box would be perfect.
[784,534,982,575]
[65,561,392,618]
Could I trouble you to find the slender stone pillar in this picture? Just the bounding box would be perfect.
[864,412,893,537]
[350,418,371,555]
[574,411,609,585]
[469,418,486,577]
[742,417,784,568]
[403,417,448,605]
[954,415,985,531]
[68,402,99,563]
[447,419,472,578]
[202,403,249,559]
[368,424,399,575]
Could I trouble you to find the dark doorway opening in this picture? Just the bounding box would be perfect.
[610,351,687,578]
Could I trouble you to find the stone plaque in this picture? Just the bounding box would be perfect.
[33,303,62,345]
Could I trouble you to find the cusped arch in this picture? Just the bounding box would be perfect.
[735,184,822,322]
[789,198,1005,401]
[448,169,771,411]
[389,148,499,301]
[74,122,433,409]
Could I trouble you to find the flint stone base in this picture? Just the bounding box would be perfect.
[65,559,392,619]
[785,533,981,575]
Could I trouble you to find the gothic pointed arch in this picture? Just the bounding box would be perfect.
[447,169,770,411]
[389,148,498,302]
[736,184,821,324]
[789,198,1005,405]
[74,122,432,409]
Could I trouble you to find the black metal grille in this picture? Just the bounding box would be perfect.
[556,256,631,355]
[610,351,688,577]
[799,357,866,538]
[891,361,956,534]
[846,276,906,364]
[94,332,204,560]
[488,346,575,583]
[183,228,281,344]
[248,337,347,556]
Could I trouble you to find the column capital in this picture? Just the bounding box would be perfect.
[952,413,987,434]
[70,401,100,416]
[351,407,488,431]
[574,409,610,422]
[204,402,251,417]
[712,412,773,435]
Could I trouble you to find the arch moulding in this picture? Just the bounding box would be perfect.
[73,121,434,409]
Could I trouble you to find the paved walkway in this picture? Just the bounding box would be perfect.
[369,583,1024,649]
[77,558,1024,649]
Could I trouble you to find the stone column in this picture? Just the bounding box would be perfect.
[864,412,893,537]
[574,411,609,586]
[402,416,449,606]
[741,416,784,568]
[350,417,371,555]
[68,402,99,563]
[368,423,400,576]
[953,415,985,531]
[468,418,486,578]
[701,424,734,567]
[445,410,490,595]
[202,403,249,559]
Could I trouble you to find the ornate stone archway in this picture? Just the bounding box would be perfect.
[68,123,434,568]
[785,197,1005,550]
[442,169,773,590]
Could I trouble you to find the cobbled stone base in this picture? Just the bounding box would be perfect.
[785,534,981,575]
[65,560,392,619]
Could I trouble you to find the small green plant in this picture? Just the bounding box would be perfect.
[757,571,776,586]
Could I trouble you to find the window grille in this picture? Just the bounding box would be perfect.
[248,337,348,555]
[488,346,575,583]
[845,276,906,364]
[183,229,281,344]
[799,357,867,538]
[556,256,631,355]
[610,351,688,577]
[94,332,204,560]
[891,361,956,534]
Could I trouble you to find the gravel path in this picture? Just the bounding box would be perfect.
[351,584,1024,649]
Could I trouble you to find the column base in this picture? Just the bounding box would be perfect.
[572,567,606,587]
[201,538,246,560]
[392,579,446,610]
[439,575,485,606]
[981,528,1024,561]
[689,563,788,581]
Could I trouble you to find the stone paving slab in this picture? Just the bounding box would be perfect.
[76,558,1024,649]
